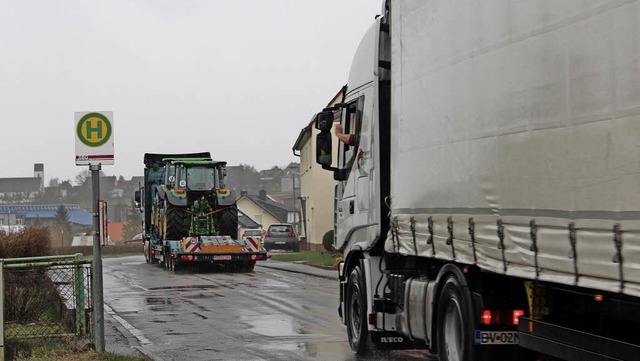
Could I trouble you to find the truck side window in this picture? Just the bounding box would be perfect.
[338,96,363,171]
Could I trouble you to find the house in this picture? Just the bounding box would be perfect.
[0,204,93,235]
[237,208,261,239]
[0,204,92,227]
[107,222,125,243]
[0,164,45,203]
[292,88,342,251]
[237,190,298,235]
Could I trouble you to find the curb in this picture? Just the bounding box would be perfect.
[258,260,337,280]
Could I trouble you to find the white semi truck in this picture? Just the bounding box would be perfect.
[314,1,640,360]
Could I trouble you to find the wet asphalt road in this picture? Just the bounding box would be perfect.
[102,255,433,361]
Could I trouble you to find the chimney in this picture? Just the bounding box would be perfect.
[259,190,267,201]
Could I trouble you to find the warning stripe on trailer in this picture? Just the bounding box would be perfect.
[245,236,261,252]
[183,237,200,253]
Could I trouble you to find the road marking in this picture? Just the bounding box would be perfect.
[104,303,152,346]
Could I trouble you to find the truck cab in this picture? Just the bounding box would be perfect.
[316,13,390,254]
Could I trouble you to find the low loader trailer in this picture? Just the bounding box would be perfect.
[135,152,267,272]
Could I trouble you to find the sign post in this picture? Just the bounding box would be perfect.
[75,111,114,354]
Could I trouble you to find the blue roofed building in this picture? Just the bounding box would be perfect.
[0,204,93,231]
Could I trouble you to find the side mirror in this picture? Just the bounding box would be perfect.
[134,190,141,205]
[315,111,334,133]
[316,132,332,167]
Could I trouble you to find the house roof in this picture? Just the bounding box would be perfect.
[239,194,292,223]
[108,222,125,242]
[0,178,41,193]
[0,204,93,226]
[238,208,261,228]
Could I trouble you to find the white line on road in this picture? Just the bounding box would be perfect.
[104,303,152,346]
[105,303,166,361]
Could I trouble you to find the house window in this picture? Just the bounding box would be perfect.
[16,218,23,225]
[0,219,4,225]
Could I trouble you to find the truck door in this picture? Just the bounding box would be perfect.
[335,95,370,248]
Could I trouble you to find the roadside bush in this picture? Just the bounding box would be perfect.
[322,230,334,252]
[1,227,72,360]
[0,227,53,258]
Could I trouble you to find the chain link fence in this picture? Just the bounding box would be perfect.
[2,255,93,359]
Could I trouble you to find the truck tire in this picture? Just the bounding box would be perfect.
[147,242,158,264]
[169,256,176,272]
[217,206,238,239]
[165,204,188,240]
[346,265,371,355]
[436,274,476,361]
[144,241,151,264]
[244,261,255,272]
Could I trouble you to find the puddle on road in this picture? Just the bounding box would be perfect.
[182,293,221,300]
[146,297,175,305]
[145,296,177,311]
[148,285,219,291]
[305,340,352,361]
[243,314,297,337]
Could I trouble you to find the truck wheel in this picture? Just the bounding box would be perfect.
[165,205,188,240]
[436,274,476,361]
[148,244,158,264]
[243,261,255,272]
[217,206,238,239]
[346,265,371,355]
[144,241,151,264]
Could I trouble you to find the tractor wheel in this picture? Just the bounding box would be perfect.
[165,204,188,240]
[217,206,238,239]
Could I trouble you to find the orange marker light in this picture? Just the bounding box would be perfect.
[513,310,524,325]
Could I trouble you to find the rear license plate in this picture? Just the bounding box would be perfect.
[275,241,286,244]
[213,255,232,261]
[475,331,519,345]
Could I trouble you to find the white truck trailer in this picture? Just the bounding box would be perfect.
[314,1,640,360]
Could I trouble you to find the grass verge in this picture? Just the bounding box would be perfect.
[18,349,152,361]
[9,337,152,361]
[269,251,342,268]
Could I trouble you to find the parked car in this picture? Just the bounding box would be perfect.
[263,224,300,252]
[242,229,263,240]
[240,228,265,252]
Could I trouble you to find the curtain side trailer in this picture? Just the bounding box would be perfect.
[314,1,640,360]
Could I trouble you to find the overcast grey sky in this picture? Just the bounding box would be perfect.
[0,0,382,184]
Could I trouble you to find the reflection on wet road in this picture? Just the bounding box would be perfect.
[103,255,433,361]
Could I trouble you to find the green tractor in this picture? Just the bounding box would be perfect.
[136,153,238,259]
[151,156,238,242]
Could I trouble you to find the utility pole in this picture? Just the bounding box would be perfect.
[91,163,105,353]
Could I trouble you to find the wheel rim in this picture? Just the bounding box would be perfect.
[443,298,464,361]
[349,286,362,345]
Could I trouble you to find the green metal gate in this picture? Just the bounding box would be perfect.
[1,254,93,360]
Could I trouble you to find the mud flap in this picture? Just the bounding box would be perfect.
[369,331,428,350]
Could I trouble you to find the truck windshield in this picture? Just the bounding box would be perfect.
[186,167,216,191]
